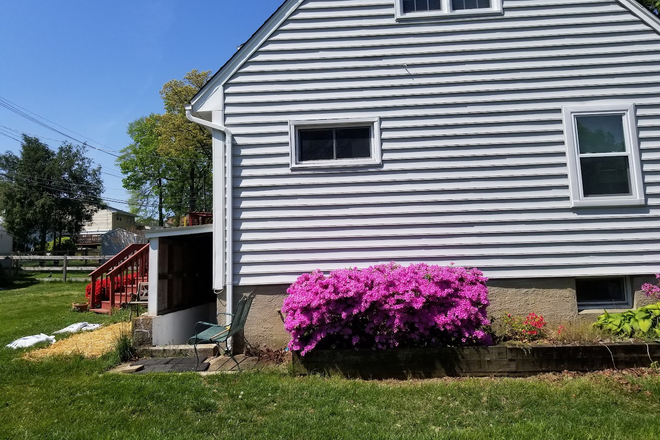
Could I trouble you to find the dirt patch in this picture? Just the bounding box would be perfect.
[23,322,131,360]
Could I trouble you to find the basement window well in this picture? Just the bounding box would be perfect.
[576,277,631,310]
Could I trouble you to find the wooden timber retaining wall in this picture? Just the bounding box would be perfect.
[292,344,660,379]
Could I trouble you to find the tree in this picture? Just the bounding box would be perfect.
[637,0,660,13]
[119,115,170,226]
[158,70,212,160]
[118,70,213,224]
[157,70,213,214]
[0,135,103,251]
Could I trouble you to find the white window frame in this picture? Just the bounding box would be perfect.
[394,0,503,21]
[289,118,382,170]
[576,276,632,310]
[562,103,644,208]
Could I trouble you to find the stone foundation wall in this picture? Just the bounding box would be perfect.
[488,278,578,323]
[132,315,153,347]
[215,275,658,350]
[489,275,655,324]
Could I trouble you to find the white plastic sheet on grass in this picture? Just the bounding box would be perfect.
[6,334,55,349]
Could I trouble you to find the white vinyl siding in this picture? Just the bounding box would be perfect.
[213,0,660,285]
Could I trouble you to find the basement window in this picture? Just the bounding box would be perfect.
[576,277,631,309]
[289,118,382,169]
[395,0,502,20]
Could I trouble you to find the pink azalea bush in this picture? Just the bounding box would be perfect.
[281,262,492,355]
[642,274,660,299]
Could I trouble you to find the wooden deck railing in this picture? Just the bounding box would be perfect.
[88,243,149,313]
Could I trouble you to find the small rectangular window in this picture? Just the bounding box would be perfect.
[290,118,382,169]
[395,0,501,20]
[402,0,442,13]
[452,0,491,10]
[563,104,644,207]
[576,277,631,309]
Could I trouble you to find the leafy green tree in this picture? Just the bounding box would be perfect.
[637,0,660,13]
[157,70,213,214]
[119,115,170,226]
[119,70,213,224]
[0,135,103,251]
[158,69,212,160]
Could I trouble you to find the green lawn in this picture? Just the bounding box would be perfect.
[1,282,660,439]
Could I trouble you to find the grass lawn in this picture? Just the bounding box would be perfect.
[1,280,660,439]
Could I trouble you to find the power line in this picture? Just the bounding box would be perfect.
[0,172,196,210]
[0,96,120,158]
[102,170,125,178]
[0,128,22,143]
[0,125,65,144]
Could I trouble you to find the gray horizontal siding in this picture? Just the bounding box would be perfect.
[222,0,660,284]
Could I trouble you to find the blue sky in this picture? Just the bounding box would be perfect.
[0,0,284,209]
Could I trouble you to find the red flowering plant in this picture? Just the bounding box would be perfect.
[84,274,137,306]
[281,262,492,356]
[498,312,547,342]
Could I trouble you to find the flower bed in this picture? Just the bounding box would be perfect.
[292,343,660,379]
[283,264,660,378]
[282,263,492,355]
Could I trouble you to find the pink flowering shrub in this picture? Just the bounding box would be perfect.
[281,262,492,355]
[642,274,660,299]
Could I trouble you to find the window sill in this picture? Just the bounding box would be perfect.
[578,307,630,315]
[290,158,382,171]
[571,197,646,208]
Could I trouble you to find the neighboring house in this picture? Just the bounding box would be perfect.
[81,206,136,235]
[0,223,13,256]
[142,0,660,348]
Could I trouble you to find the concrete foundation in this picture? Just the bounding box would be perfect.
[207,275,660,350]
[152,301,216,346]
[233,285,291,350]
[488,278,578,324]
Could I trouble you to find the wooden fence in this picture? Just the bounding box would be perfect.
[10,255,113,281]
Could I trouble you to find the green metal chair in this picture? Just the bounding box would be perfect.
[188,291,256,371]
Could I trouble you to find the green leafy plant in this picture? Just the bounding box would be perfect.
[114,332,137,363]
[594,303,660,338]
[45,237,77,253]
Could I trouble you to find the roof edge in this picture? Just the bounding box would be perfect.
[191,0,660,114]
[617,0,660,35]
[190,0,304,113]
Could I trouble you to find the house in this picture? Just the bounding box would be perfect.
[0,221,13,256]
[141,0,660,348]
[82,205,136,235]
[79,206,137,245]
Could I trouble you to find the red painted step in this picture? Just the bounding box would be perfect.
[89,289,140,314]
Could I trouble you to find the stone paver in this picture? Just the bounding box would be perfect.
[118,354,276,374]
[131,357,210,373]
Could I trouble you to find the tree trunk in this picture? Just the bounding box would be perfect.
[39,229,47,253]
[158,177,164,227]
[188,166,196,212]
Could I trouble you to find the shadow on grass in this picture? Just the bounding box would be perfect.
[0,272,89,292]
[0,275,39,291]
